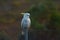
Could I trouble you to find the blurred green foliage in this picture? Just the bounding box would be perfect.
[31,17,44,30]
[26,0,60,30]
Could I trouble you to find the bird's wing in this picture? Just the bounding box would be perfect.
[28,18,31,27]
[21,18,31,28]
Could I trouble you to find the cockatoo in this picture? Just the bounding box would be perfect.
[21,13,31,35]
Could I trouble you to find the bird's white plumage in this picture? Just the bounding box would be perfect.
[21,13,31,35]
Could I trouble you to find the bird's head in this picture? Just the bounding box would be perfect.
[21,13,30,17]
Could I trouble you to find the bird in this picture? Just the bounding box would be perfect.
[21,13,31,35]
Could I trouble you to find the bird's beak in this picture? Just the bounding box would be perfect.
[20,13,24,15]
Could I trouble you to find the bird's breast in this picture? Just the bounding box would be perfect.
[22,18,31,28]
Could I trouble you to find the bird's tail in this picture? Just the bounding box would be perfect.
[21,30,24,35]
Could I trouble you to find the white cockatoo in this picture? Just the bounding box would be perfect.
[21,13,31,35]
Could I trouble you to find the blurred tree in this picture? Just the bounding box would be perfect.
[26,0,57,31]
